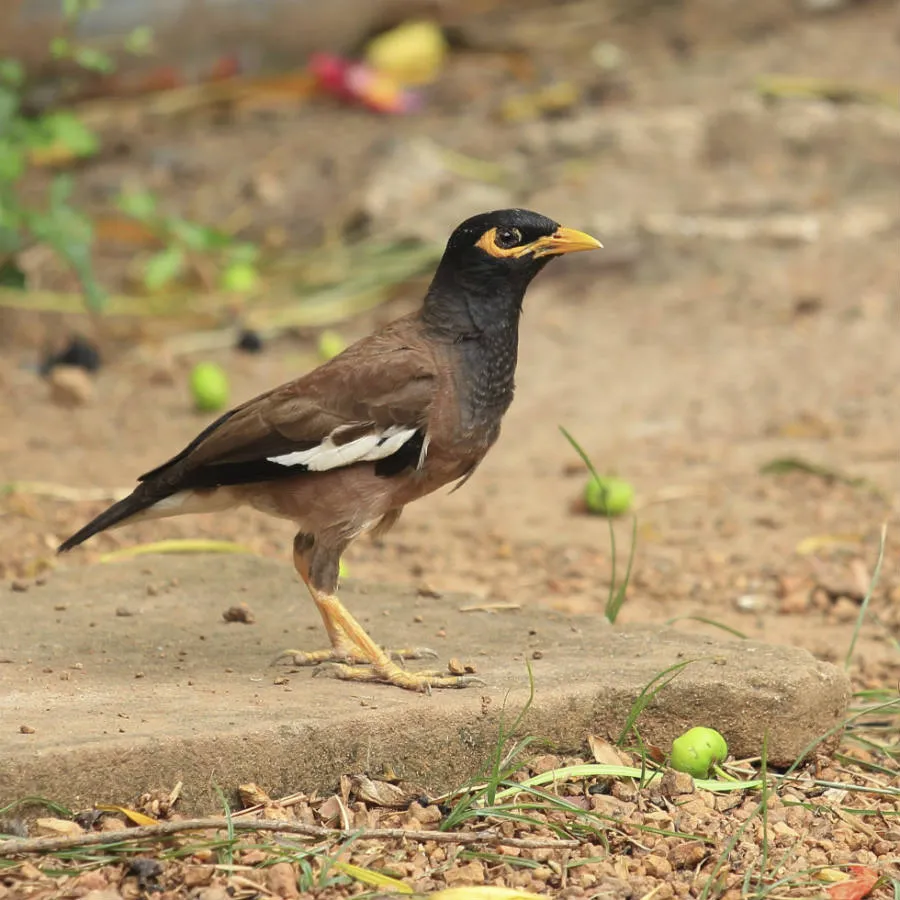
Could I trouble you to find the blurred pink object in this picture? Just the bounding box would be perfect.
[308,52,421,114]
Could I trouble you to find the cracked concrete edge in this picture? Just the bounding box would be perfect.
[1,654,850,814]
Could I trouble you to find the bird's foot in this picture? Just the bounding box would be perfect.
[272,645,438,668]
[314,659,484,692]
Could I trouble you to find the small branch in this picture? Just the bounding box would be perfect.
[0,817,581,857]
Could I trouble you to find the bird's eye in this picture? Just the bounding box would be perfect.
[494,227,522,249]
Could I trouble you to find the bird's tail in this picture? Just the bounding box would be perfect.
[57,487,160,553]
[57,486,241,553]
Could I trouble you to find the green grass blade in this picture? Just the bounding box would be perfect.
[845,522,887,668]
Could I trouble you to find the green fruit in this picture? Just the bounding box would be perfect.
[190,362,230,412]
[584,476,634,516]
[219,261,260,293]
[670,727,729,779]
[317,329,347,361]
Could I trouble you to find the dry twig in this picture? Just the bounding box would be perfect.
[0,816,581,857]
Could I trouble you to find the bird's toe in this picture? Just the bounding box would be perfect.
[313,660,484,692]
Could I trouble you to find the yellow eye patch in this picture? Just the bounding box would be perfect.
[475,227,531,259]
[475,225,602,260]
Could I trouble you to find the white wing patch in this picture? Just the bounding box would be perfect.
[267,424,420,472]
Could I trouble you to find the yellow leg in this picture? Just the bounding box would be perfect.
[273,536,440,672]
[311,590,482,692]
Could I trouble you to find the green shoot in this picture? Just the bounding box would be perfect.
[559,426,637,623]
[844,522,887,668]
[617,658,697,747]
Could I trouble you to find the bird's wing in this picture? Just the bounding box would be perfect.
[139,328,437,491]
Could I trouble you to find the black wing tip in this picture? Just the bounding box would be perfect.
[56,490,155,555]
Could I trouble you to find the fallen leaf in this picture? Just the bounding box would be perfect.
[95,805,159,826]
[333,861,413,893]
[588,734,634,767]
[350,774,412,808]
[825,865,879,900]
[34,817,84,837]
[795,534,865,555]
[238,783,272,807]
[430,888,544,900]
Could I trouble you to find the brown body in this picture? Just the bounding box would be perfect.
[236,313,498,549]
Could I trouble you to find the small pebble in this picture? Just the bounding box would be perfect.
[222,604,256,624]
[19,724,36,734]
[48,365,94,407]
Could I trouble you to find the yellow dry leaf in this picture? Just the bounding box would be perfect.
[815,868,851,884]
[430,888,545,900]
[100,539,256,562]
[332,861,413,893]
[95,804,159,826]
[34,818,84,837]
[795,534,864,556]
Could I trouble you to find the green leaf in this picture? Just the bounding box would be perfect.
[40,112,99,157]
[62,0,81,19]
[166,217,225,251]
[49,173,74,208]
[124,26,155,55]
[50,36,71,59]
[0,60,24,86]
[0,224,23,254]
[73,46,115,74]
[116,189,158,221]
[142,245,187,291]
[226,241,261,265]
[0,258,26,289]
[0,142,25,182]
[0,87,21,131]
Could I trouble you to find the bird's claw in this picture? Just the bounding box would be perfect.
[312,661,485,692]
[272,645,439,668]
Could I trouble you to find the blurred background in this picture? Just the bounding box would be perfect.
[1,0,899,685]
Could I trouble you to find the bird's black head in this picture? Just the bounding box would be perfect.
[423,208,601,337]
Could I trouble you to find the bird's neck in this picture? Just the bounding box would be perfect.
[453,323,520,432]
[421,281,523,433]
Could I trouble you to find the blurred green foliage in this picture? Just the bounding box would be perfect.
[0,0,258,312]
[116,189,261,294]
[0,57,105,309]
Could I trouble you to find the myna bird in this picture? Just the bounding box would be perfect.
[59,209,602,691]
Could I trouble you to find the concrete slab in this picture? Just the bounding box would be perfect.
[1,556,850,813]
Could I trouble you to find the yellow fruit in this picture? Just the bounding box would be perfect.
[317,329,347,361]
[584,476,634,516]
[364,20,447,86]
[189,362,229,412]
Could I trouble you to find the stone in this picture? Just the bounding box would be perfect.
[0,556,850,813]
[47,365,94,407]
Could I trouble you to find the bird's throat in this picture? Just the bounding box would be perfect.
[454,322,519,433]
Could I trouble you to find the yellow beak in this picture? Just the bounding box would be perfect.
[529,225,603,258]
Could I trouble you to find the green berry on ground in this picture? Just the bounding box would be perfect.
[317,329,347,361]
[189,361,230,413]
[219,261,260,293]
[670,726,729,778]
[584,475,634,516]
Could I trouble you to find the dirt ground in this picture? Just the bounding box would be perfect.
[3,0,899,678]
[1,1,899,895]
